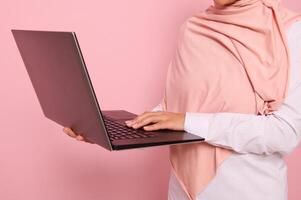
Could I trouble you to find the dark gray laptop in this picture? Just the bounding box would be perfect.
[12,29,204,151]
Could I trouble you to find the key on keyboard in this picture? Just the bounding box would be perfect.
[103,115,158,141]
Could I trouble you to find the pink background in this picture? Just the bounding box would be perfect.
[1,0,301,199]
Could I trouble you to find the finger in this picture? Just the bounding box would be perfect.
[63,127,71,134]
[84,138,95,144]
[75,134,95,144]
[76,135,85,141]
[125,112,151,126]
[63,127,78,138]
[143,121,166,131]
[134,112,165,126]
[128,112,163,127]
[132,115,163,129]
[79,135,94,144]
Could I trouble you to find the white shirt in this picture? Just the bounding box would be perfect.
[151,20,301,200]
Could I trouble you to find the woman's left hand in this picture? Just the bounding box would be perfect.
[125,111,185,131]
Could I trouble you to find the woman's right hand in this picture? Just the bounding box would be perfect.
[62,127,94,144]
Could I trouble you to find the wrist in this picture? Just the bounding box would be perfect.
[184,112,213,139]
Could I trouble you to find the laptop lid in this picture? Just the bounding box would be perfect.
[12,29,112,150]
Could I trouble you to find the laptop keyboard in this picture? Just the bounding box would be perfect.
[103,115,158,141]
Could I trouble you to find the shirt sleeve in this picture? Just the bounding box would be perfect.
[183,21,301,157]
[184,85,301,156]
[151,99,164,112]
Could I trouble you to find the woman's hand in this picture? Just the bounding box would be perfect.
[62,111,185,142]
[125,111,185,131]
[62,127,94,144]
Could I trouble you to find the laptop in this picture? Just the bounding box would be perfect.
[12,29,205,151]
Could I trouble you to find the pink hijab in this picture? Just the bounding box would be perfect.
[161,0,301,199]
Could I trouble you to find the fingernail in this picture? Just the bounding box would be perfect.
[77,135,84,141]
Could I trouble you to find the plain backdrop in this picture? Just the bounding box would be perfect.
[1,0,301,199]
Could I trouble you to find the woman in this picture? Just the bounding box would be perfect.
[63,0,301,199]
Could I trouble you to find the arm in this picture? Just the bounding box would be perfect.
[184,85,301,156]
[184,21,301,156]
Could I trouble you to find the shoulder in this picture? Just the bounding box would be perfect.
[176,12,207,43]
[174,16,195,48]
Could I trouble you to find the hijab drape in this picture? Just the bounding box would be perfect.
[162,0,301,199]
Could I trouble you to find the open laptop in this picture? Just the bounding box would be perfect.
[12,29,205,151]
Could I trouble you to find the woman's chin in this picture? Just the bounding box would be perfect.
[214,0,237,7]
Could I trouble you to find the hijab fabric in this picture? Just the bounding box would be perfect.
[161,0,301,199]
